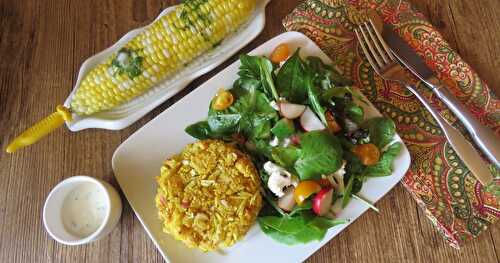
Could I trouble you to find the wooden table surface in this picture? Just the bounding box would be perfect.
[1,0,499,262]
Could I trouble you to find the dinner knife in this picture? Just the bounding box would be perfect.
[382,25,500,170]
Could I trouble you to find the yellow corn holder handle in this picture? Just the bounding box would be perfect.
[6,105,72,153]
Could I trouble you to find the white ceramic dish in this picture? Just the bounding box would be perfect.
[63,0,270,131]
[112,31,411,263]
[43,176,122,245]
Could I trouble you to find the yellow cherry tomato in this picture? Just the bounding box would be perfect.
[211,90,234,111]
[270,43,290,64]
[352,143,380,166]
[294,180,321,205]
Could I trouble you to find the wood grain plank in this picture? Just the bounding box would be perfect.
[0,0,498,262]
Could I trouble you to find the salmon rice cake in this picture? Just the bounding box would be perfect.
[155,139,262,251]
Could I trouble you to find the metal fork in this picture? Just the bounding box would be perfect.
[355,20,493,185]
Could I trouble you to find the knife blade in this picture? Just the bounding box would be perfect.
[381,24,435,86]
[381,24,497,184]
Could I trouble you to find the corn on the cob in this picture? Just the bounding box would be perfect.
[70,0,256,116]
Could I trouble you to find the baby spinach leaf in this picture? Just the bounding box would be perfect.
[185,121,213,139]
[271,146,301,169]
[271,118,295,140]
[364,117,396,149]
[364,142,402,177]
[344,172,363,195]
[258,210,347,245]
[322,86,368,105]
[342,175,354,208]
[306,77,328,125]
[305,56,352,86]
[258,215,307,234]
[276,49,308,103]
[295,131,343,180]
[344,102,364,124]
[308,217,348,229]
[259,223,303,245]
[207,114,241,135]
[288,200,312,217]
[208,85,278,140]
[239,54,279,100]
[249,139,274,160]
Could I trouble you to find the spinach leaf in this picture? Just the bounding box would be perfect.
[185,121,213,139]
[364,142,402,177]
[208,85,278,140]
[308,216,348,229]
[239,54,279,100]
[259,223,303,245]
[271,118,295,140]
[295,131,343,180]
[276,49,308,103]
[258,210,347,245]
[344,102,364,124]
[248,139,274,160]
[344,172,363,195]
[258,215,306,234]
[305,56,352,86]
[364,117,396,149]
[306,76,328,125]
[207,114,241,135]
[288,200,312,217]
[342,175,354,208]
[271,146,301,169]
[322,86,368,105]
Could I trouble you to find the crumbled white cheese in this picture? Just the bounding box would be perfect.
[264,161,299,197]
[269,136,279,147]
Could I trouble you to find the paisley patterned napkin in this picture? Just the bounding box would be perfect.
[283,0,499,248]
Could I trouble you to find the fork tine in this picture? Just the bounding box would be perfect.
[368,19,395,61]
[358,23,385,69]
[364,21,391,64]
[355,28,380,73]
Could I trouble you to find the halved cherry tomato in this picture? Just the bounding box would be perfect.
[270,43,290,63]
[352,143,380,166]
[294,180,321,205]
[317,178,332,188]
[212,90,234,111]
[325,111,342,133]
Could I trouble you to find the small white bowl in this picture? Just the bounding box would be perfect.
[43,176,122,245]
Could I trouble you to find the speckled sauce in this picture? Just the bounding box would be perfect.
[61,182,108,238]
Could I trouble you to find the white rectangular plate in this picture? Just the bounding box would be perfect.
[112,31,411,263]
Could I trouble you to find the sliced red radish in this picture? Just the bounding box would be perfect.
[300,107,325,131]
[278,187,296,212]
[312,187,334,216]
[279,102,306,119]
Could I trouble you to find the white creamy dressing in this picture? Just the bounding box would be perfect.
[62,182,108,238]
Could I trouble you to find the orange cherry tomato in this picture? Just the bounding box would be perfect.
[294,180,321,205]
[352,143,380,166]
[270,43,290,63]
[325,111,342,133]
[211,90,234,111]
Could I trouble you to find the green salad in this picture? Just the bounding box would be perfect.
[185,44,402,245]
